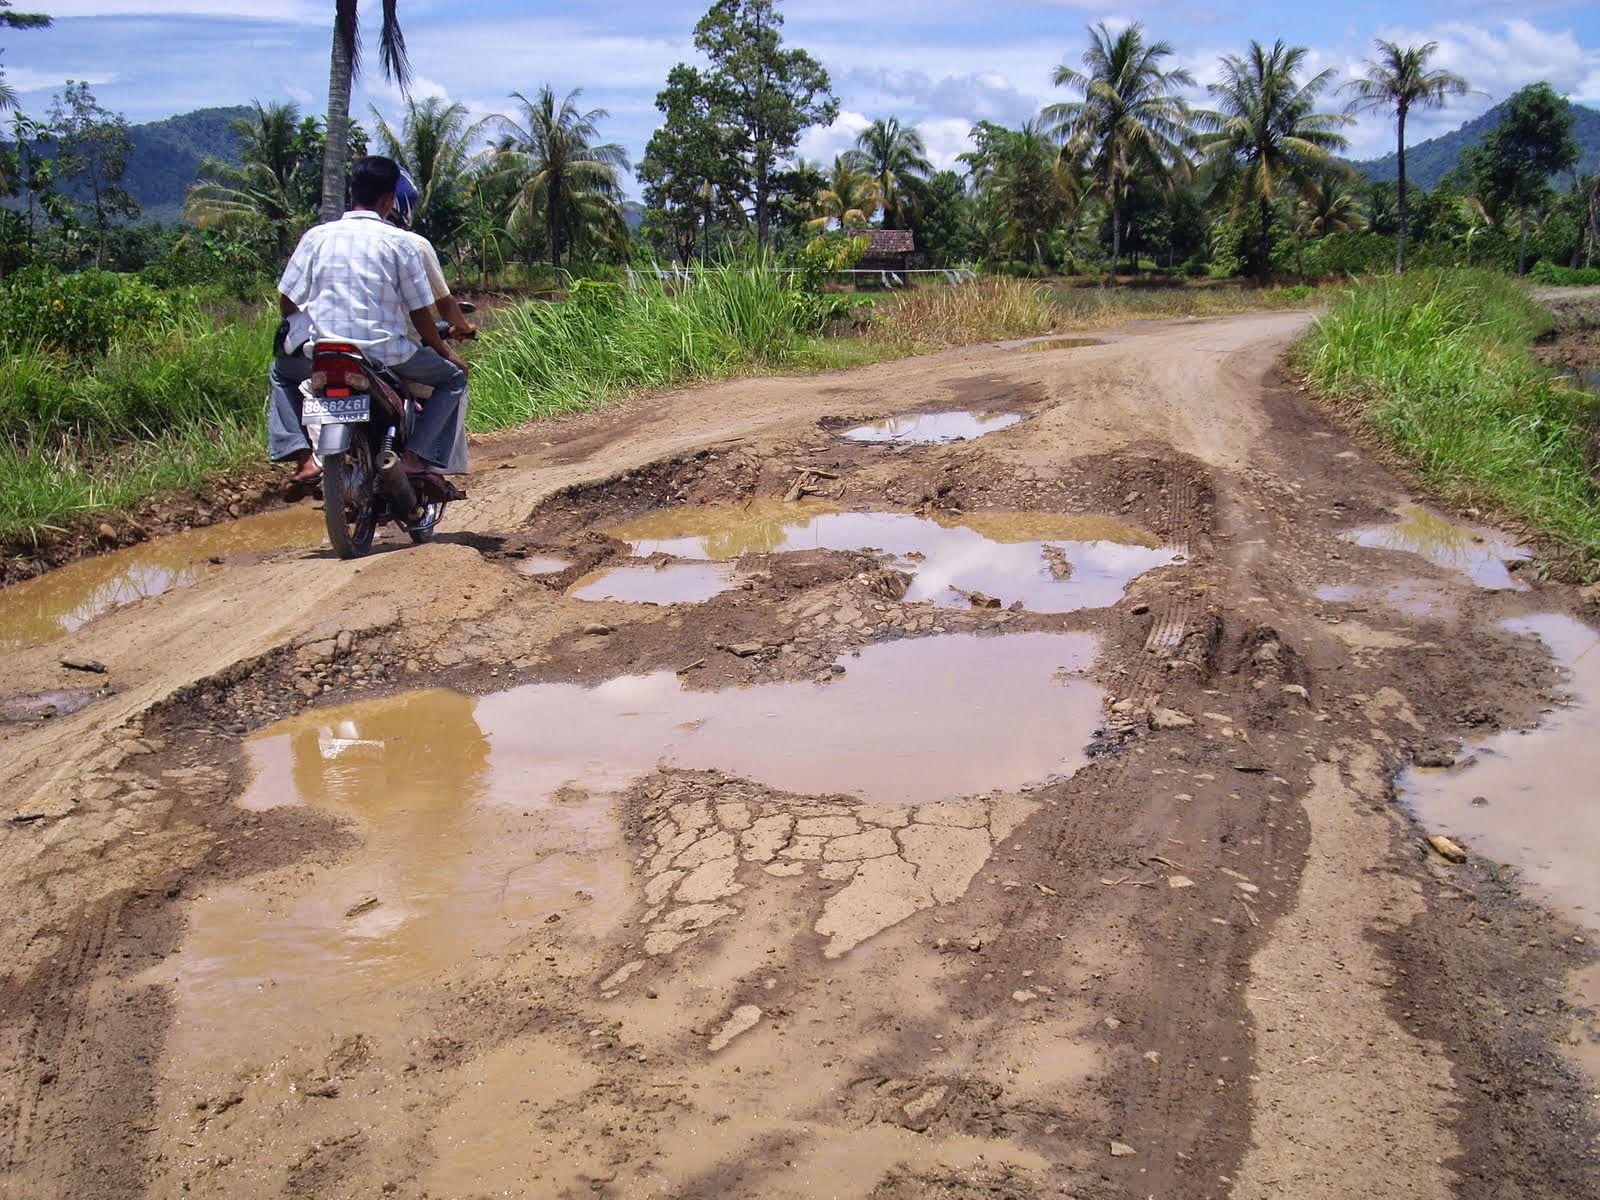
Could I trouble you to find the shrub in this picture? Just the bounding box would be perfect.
[1529,261,1600,287]
[0,267,175,358]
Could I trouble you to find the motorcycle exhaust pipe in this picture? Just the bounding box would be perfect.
[376,450,423,520]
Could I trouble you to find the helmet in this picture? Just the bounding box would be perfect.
[390,169,419,229]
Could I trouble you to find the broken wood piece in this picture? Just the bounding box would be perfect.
[1427,834,1467,864]
[1148,854,1187,872]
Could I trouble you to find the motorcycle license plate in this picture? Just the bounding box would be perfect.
[303,394,370,424]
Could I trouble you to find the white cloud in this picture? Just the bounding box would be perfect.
[796,109,872,165]
[3,66,119,93]
[918,118,978,171]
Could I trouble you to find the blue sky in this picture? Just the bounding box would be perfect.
[7,0,1600,194]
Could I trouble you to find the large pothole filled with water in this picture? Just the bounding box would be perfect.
[0,507,325,652]
[163,632,1103,1062]
[1400,613,1600,931]
[838,411,1024,445]
[596,502,1179,612]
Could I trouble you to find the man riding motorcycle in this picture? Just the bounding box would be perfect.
[267,156,469,501]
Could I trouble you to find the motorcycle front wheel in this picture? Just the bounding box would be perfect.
[322,437,378,559]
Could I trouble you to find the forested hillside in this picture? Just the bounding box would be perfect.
[1353,98,1600,189]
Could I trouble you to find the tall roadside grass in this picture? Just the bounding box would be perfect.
[0,302,274,543]
[469,265,809,429]
[1294,269,1600,578]
[866,279,1057,351]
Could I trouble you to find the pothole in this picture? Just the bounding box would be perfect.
[601,503,1180,612]
[163,632,1103,1061]
[0,687,108,723]
[838,411,1023,445]
[568,561,736,605]
[1343,504,1529,591]
[517,554,572,577]
[1313,580,1459,620]
[1015,337,1101,353]
[0,507,325,652]
[1399,613,1600,932]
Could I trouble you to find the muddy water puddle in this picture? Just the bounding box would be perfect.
[1016,336,1102,352]
[1400,614,1600,930]
[568,561,735,604]
[1344,504,1528,590]
[604,502,1178,612]
[516,553,571,576]
[1314,580,1458,620]
[163,633,1102,1064]
[0,507,325,652]
[840,410,1023,444]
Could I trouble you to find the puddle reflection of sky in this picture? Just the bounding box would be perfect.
[1400,614,1600,931]
[620,510,1177,612]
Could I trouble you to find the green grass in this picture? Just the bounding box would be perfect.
[0,303,274,544]
[1294,269,1600,579]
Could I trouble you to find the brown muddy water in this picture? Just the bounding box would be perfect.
[1313,581,1459,620]
[1345,504,1529,591]
[1016,337,1102,353]
[568,562,735,604]
[1400,614,1600,931]
[603,504,1178,612]
[840,411,1023,444]
[0,507,325,652]
[159,633,1103,1066]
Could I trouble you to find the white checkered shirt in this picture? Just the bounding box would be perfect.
[278,210,435,366]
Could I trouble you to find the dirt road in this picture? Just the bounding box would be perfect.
[2,311,1598,1199]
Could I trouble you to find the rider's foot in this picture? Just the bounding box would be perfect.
[290,449,322,483]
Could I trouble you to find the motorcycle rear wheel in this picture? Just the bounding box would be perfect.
[322,440,378,559]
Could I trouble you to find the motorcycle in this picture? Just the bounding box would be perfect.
[298,306,474,559]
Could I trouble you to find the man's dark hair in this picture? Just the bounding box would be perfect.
[349,156,401,208]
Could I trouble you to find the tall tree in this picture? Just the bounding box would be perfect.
[484,85,629,274]
[1463,82,1578,274]
[320,0,409,223]
[692,0,837,251]
[1045,21,1193,281]
[1344,40,1469,275]
[185,100,309,257]
[639,64,736,262]
[846,116,930,229]
[374,94,472,249]
[0,0,51,114]
[48,81,138,268]
[1196,40,1349,282]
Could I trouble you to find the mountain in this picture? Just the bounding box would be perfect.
[1352,98,1600,191]
[5,105,248,226]
[120,106,250,223]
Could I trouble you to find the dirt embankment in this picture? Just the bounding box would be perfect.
[1,313,1598,1200]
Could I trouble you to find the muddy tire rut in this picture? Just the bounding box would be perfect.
[1,313,1598,1199]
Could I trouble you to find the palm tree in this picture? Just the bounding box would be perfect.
[974,121,1076,266]
[845,117,930,229]
[320,0,410,222]
[1196,40,1349,282]
[1045,21,1193,281]
[374,95,472,249]
[1297,162,1366,237]
[1344,41,1469,274]
[0,2,51,114]
[483,86,630,274]
[185,101,310,257]
[810,156,881,230]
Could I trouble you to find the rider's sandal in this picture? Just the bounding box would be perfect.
[282,474,323,503]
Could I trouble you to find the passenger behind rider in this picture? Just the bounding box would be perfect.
[384,168,475,474]
[267,155,470,498]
